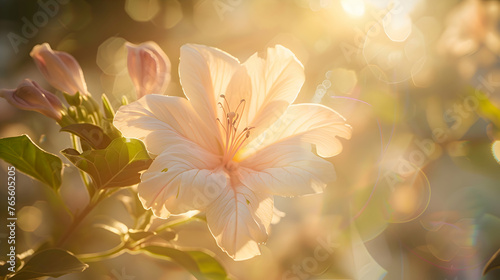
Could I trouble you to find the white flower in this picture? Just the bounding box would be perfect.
[114,44,352,260]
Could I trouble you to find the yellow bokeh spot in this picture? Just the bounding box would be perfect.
[389,185,417,215]
[97,37,128,76]
[18,206,42,232]
[125,0,160,22]
[383,13,413,42]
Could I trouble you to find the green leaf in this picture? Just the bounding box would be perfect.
[61,137,152,189]
[451,140,500,179]
[102,93,115,119]
[141,245,228,280]
[63,91,82,106]
[476,91,500,129]
[8,249,88,280]
[61,123,112,149]
[0,135,62,190]
[187,251,228,280]
[484,247,500,275]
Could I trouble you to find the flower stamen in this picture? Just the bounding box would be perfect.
[217,95,253,164]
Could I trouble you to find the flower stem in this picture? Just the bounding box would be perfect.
[70,134,95,197]
[154,215,201,234]
[54,189,74,219]
[77,241,127,263]
[55,189,107,247]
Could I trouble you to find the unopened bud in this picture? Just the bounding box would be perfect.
[0,79,63,120]
[126,41,171,98]
[30,43,89,96]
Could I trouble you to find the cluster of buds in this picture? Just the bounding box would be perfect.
[1,41,171,125]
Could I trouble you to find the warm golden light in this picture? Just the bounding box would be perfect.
[341,0,366,17]
[18,206,42,232]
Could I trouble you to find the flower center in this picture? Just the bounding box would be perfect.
[217,94,254,165]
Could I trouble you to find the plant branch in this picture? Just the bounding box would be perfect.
[55,189,107,247]
[77,241,127,263]
[70,134,95,197]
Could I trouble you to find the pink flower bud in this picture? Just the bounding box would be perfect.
[0,79,63,120]
[126,41,171,98]
[30,43,88,96]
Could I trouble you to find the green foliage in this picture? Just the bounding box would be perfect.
[63,91,83,106]
[451,140,500,179]
[0,135,62,190]
[477,93,500,129]
[101,93,115,119]
[61,137,152,189]
[61,123,112,149]
[141,245,229,280]
[8,249,88,280]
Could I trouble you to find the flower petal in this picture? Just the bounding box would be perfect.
[239,143,336,197]
[126,41,171,98]
[206,185,273,260]
[138,143,227,217]
[241,45,305,136]
[179,44,240,135]
[241,103,352,159]
[113,94,221,155]
[0,79,63,120]
[30,43,88,96]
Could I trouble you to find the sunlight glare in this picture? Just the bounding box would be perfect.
[341,0,366,17]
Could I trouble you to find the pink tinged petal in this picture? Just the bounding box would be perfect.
[239,144,336,197]
[179,44,241,135]
[206,185,273,260]
[242,45,305,136]
[0,79,62,120]
[126,41,171,98]
[241,103,352,159]
[138,144,227,217]
[113,94,221,155]
[30,43,88,96]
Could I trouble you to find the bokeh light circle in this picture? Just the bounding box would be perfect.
[363,20,427,84]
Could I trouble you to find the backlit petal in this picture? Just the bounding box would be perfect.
[113,94,221,155]
[138,143,227,217]
[179,44,240,136]
[240,103,352,159]
[240,143,335,197]
[241,45,305,138]
[30,43,88,96]
[126,41,171,98]
[206,185,273,260]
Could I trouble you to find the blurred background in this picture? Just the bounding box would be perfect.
[1,0,500,279]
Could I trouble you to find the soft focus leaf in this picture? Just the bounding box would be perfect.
[61,123,112,149]
[451,140,500,179]
[61,137,152,189]
[484,247,500,275]
[476,91,500,128]
[0,135,62,190]
[350,225,387,280]
[101,93,115,119]
[119,190,149,219]
[141,245,228,280]
[187,251,228,279]
[8,249,88,280]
